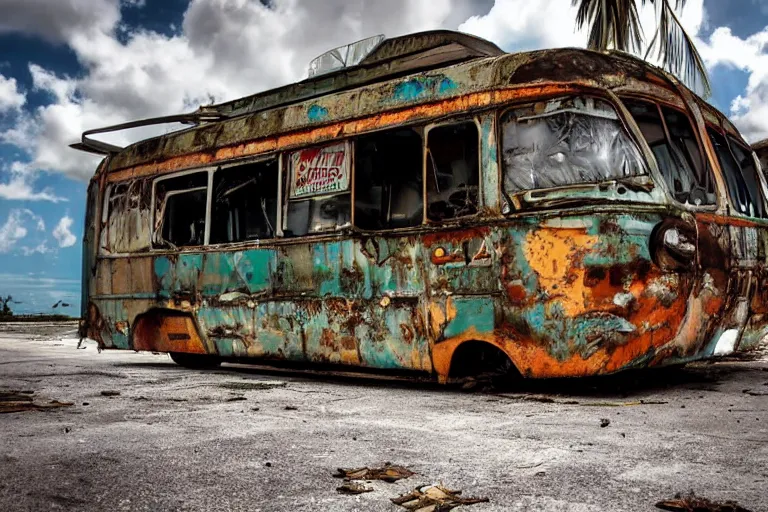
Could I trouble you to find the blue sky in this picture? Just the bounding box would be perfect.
[1,0,767,316]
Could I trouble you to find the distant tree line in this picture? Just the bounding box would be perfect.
[0,295,16,319]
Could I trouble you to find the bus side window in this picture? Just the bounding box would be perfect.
[210,160,278,243]
[661,106,717,205]
[427,122,479,221]
[154,172,208,248]
[707,127,756,217]
[106,180,152,253]
[624,99,715,206]
[727,135,767,218]
[283,142,351,237]
[354,128,423,230]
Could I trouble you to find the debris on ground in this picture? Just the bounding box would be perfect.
[582,400,669,407]
[218,381,287,391]
[226,396,247,402]
[100,390,120,397]
[0,390,73,414]
[391,485,489,510]
[600,418,611,428]
[334,463,415,483]
[285,405,298,411]
[656,492,754,512]
[336,482,374,495]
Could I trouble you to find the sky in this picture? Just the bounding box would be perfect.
[0,0,767,316]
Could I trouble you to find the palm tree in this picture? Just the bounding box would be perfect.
[573,0,710,96]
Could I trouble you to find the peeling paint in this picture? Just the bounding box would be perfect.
[79,31,768,383]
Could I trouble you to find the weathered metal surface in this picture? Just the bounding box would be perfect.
[103,48,673,177]
[80,31,768,382]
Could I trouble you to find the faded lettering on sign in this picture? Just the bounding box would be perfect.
[290,142,349,198]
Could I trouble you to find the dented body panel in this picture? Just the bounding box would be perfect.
[79,33,768,382]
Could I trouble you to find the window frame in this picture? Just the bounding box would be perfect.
[352,126,426,232]
[619,95,719,212]
[209,155,281,245]
[423,117,483,225]
[496,93,651,210]
[151,168,212,249]
[713,124,768,219]
[281,139,354,237]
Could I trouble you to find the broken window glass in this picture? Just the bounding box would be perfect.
[284,142,351,236]
[354,128,423,230]
[624,99,716,206]
[501,97,645,194]
[210,160,278,243]
[105,179,152,253]
[427,122,479,221]
[708,127,756,217]
[284,194,351,236]
[154,172,208,248]
[727,135,767,218]
[661,107,716,205]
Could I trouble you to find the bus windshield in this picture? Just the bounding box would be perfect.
[501,97,646,194]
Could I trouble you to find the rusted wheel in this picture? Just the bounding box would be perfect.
[169,352,222,369]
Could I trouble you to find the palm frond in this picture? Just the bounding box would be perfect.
[644,0,711,97]
[572,0,711,97]
[573,0,644,53]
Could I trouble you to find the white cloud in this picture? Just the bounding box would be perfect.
[459,0,585,51]
[0,74,25,112]
[0,208,50,253]
[52,215,77,248]
[0,163,66,202]
[695,25,768,142]
[0,209,30,253]
[0,0,763,199]
[23,209,45,231]
[0,0,122,44]
[21,241,52,256]
[0,0,492,187]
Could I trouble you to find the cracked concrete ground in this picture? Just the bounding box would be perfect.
[0,322,766,511]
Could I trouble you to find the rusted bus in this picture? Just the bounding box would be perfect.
[76,30,768,383]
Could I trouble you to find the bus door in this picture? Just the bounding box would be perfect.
[420,120,500,354]
[350,129,431,371]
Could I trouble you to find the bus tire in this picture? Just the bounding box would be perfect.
[169,352,222,370]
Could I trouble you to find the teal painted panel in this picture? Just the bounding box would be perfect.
[175,254,203,292]
[480,113,500,211]
[355,302,427,370]
[95,299,130,350]
[443,296,495,339]
[235,250,273,294]
[254,301,306,360]
[154,256,173,299]
[200,252,244,297]
[215,339,248,357]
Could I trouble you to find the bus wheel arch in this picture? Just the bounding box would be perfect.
[131,308,211,355]
[447,340,521,383]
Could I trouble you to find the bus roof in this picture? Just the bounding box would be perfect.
[74,30,734,177]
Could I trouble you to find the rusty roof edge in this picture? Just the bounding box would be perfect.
[102,47,734,175]
[214,30,505,117]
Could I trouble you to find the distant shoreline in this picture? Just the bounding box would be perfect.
[0,314,77,323]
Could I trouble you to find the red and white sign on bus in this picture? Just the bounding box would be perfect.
[290,142,350,198]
